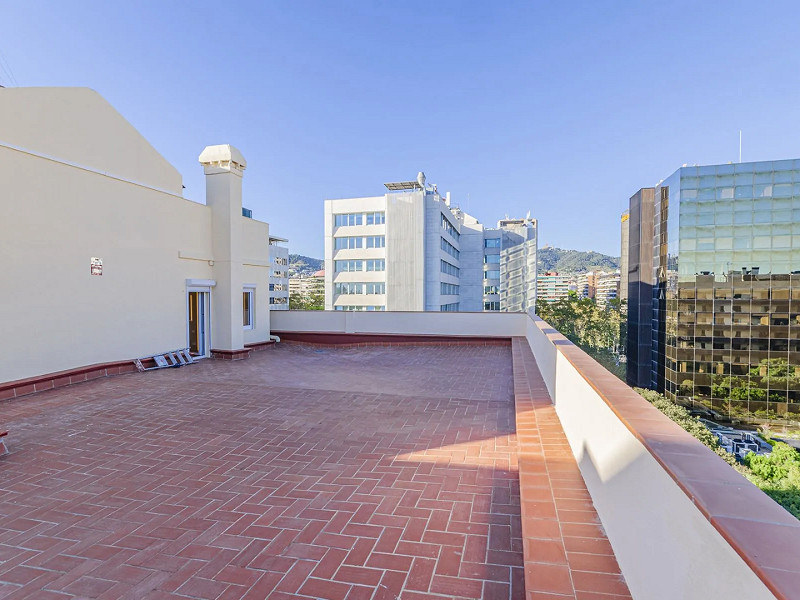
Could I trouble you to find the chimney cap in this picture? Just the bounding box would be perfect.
[199,144,246,170]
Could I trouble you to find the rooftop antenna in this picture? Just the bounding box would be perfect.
[739,130,742,163]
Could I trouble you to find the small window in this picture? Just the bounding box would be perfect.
[243,289,255,329]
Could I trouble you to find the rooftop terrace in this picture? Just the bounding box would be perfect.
[2,310,799,600]
[1,340,629,599]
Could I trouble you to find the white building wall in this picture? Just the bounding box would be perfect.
[0,88,271,383]
[324,195,390,311]
[458,217,485,312]
[424,193,463,311]
[498,219,538,313]
[385,191,424,311]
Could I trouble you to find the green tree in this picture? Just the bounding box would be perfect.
[536,292,625,352]
[289,290,324,310]
[536,292,626,379]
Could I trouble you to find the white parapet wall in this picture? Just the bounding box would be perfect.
[271,309,527,338]
[524,314,780,600]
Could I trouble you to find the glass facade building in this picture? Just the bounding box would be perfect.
[629,159,800,420]
[625,188,655,388]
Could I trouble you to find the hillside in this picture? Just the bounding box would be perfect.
[288,254,323,272]
[288,248,618,276]
[538,247,619,274]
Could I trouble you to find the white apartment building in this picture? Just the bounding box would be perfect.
[595,270,621,307]
[289,271,324,298]
[269,236,289,310]
[324,173,537,312]
[537,272,574,303]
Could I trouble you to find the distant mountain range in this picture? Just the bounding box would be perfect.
[289,254,323,273]
[290,248,618,276]
[538,247,619,274]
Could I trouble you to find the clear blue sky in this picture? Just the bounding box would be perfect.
[3,1,800,258]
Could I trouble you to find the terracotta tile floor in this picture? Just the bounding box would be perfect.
[0,344,523,600]
[0,342,630,600]
[511,339,630,599]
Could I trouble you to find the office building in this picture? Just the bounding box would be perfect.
[498,217,539,312]
[627,160,800,418]
[620,210,629,301]
[626,187,655,387]
[269,236,289,310]
[324,174,537,312]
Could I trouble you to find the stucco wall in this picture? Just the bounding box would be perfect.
[0,90,271,383]
[386,191,425,311]
[0,87,182,195]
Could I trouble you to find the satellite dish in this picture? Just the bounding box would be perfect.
[417,172,426,188]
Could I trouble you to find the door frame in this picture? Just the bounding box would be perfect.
[186,279,215,358]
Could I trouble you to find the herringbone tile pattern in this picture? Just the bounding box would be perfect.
[0,344,522,599]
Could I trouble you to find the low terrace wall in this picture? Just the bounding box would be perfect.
[526,313,798,600]
[270,309,525,341]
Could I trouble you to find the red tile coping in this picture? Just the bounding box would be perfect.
[271,331,511,347]
[210,348,251,360]
[0,359,144,402]
[529,316,800,600]
[511,337,632,599]
[244,339,277,352]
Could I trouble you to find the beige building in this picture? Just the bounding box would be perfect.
[0,87,276,384]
